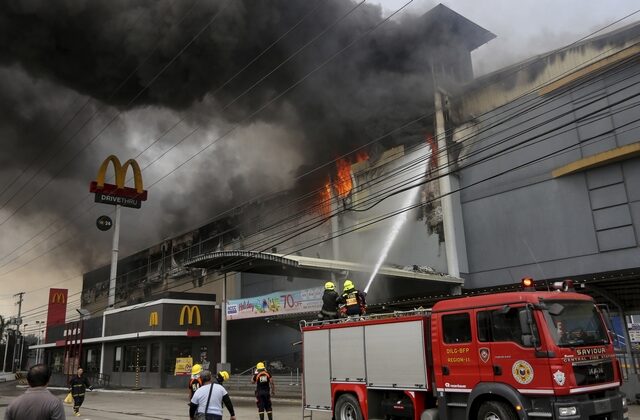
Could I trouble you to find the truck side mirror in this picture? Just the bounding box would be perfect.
[519,307,539,349]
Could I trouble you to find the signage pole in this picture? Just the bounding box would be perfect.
[221,273,227,364]
[108,205,122,308]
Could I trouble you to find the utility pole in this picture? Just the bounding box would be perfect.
[12,292,24,373]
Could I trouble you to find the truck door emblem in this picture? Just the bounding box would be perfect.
[479,347,490,363]
[553,370,566,386]
[512,360,534,385]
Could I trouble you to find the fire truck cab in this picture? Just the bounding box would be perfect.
[301,281,627,420]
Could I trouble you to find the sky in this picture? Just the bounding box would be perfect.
[0,0,638,335]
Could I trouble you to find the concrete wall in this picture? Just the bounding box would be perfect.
[456,59,640,287]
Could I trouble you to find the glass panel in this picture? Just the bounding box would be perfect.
[113,346,122,372]
[442,313,471,344]
[123,345,147,372]
[164,342,192,374]
[543,300,609,347]
[150,343,160,373]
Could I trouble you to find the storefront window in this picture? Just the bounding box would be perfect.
[84,347,101,373]
[113,346,122,372]
[50,349,64,373]
[124,344,147,372]
[150,343,160,373]
[164,342,192,374]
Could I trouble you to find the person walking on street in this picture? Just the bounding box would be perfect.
[252,361,275,420]
[189,370,236,420]
[318,281,339,321]
[337,279,367,316]
[4,364,66,420]
[68,367,92,417]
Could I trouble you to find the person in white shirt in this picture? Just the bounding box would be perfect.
[189,370,236,420]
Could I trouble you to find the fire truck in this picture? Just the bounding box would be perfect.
[301,279,628,420]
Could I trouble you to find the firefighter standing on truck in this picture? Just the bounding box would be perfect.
[318,281,340,321]
[337,279,367,316]
[252,361,275,420]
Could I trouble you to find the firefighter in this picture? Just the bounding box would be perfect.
[188,363,204,419]
[219,370,230,384]
[68,367,92,417]
[337,279,367,316]
[252,361,275,420]
[317,281,340,321]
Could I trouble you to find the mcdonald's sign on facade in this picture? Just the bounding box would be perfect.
[149,311,159,327]
[46,288,68,342]
[179,305,201,326]
[89,155,148,209]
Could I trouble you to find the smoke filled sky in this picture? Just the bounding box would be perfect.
[0,0,638,328]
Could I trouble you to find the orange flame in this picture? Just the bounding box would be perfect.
[335,158,353,198]
[318,180,332,217]
[315,152,370,216]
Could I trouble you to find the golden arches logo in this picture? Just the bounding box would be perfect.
[179,306,201,326]
[149,311,159,327]
[51,292,66,304]
[95,155,144,193]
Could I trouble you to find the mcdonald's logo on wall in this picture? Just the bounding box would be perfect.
[179,305,201,326]
[89,155,148,209]
[149,311,159,327]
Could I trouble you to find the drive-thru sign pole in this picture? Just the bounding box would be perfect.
[108,204,121,308]
[90,155,148,379]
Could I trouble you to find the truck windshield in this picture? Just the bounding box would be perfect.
[543,300,609,347]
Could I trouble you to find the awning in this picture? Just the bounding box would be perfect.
[184,251,463,288]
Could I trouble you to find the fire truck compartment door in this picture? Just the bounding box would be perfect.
[330,326,365,382]
[303,329,332,409]
[364,320,428,389]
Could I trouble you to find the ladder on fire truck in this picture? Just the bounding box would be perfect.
[300,307,432,329]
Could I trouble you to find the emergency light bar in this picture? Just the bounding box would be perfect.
[521,277,535,291]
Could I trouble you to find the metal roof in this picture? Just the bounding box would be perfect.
[183,250,463,285]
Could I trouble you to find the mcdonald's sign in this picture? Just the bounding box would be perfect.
[51,292,66,304]
[149,311,159,327]
[89,155,148,209]
[179,305,201,326]
[46,288,68,342]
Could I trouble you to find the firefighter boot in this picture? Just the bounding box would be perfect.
[259,412,265,420]
[267,411,273,420]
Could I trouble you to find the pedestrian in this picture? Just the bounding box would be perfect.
[252,361,275,420]
[337,279,367,316]
[68,367,93,417]
[4,363,66,420]
[189,370,236,420]
[317,281,339,321]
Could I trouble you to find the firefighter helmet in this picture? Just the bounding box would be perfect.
[256,362,266,370]
[324,281,335,290]
[191,364,202,375]
[217,371,230,382]
[343,279,355,292]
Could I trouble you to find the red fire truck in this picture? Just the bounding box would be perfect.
[301,280,628,420]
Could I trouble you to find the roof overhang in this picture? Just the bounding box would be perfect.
[184,250,462,287]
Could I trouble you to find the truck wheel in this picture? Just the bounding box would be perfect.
[477,401,517,420]
[335,394,363,420]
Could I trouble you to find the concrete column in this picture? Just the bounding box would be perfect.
[434,90,469,278]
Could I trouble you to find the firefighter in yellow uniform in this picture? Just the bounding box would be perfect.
[252,362,275,420]
[337,279,367,316]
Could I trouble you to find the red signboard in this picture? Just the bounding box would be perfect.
[46,288,68,342]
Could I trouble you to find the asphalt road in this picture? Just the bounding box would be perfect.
[0,382,637,419]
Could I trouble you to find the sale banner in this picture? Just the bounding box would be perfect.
[226,287,323,320]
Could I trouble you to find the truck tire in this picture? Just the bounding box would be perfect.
[335,394,363,420]
[477,401,517,420]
